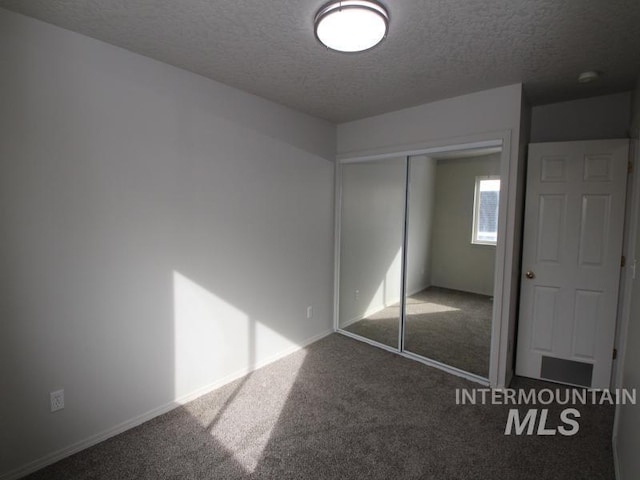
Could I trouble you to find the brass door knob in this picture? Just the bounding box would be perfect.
[525,271,535,279]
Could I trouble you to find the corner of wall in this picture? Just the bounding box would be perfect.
[499,84,529,388]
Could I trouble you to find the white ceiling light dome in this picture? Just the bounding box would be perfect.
[314,1,390,53]
[578,71,601,83]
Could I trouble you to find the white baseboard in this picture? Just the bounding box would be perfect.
[405,283,431,298]
[339,284,431,329]
[340,302,394,328]
[0,328,334,480]
[339,284,433,329]
[340,314,364,328]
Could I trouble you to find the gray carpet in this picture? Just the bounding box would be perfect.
[26,334,614,480]
[344,287,492,377]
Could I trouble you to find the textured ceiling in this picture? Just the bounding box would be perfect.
[1,0,639,123]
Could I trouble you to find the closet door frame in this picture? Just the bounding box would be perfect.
[334,133,513,387]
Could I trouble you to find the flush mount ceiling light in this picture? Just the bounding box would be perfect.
[578,71,601,83]
[314,1,389,53]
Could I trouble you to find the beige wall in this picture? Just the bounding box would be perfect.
[430,154,501,296]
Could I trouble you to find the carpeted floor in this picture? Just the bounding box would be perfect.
[26,334,614,480]
[343,287,492,377]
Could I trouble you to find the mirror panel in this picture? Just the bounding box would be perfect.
[403,151,501,378]
[338,158,406,349]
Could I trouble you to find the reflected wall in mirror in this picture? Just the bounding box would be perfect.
[404,149,501,377]
[338,158,406,349]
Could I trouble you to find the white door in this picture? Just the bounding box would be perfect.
[516,139,629,389]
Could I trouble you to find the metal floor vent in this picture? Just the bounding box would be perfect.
[540,356,593,387]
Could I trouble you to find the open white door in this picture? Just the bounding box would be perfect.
[516,139,629,389]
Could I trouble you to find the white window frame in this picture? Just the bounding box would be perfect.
[472,175,500,246]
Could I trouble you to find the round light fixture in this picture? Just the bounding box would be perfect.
[578,71,601,83]
[314,1,389,53]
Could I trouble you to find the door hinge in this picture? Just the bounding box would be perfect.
[629,161,634,174]
[622,255,626,267]
[613,348,618,360]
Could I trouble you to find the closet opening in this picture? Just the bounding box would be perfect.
[334,141,506,385]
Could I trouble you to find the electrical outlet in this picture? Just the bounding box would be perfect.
[306,306,313,319]
[50,389,64,413]
[355,290,360,301]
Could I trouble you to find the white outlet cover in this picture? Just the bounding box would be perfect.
[50,389,64,412]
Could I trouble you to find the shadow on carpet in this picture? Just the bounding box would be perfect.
[26,334,614,480]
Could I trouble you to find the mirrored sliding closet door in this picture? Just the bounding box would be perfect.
[338,157,406,350]
[336,146,502,381]
[403,150,501,378]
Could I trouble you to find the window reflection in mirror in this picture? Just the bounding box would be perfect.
[403,149,501,377]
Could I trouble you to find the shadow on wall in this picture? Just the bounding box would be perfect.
[0,17,334,476]
[4,198,332,477]
[0,7,339,477]
[26,270,312,478]
[173,271,255,395]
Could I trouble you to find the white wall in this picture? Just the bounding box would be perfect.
[430,154,500,296]
[0,8,335,478]
[338,155,436,326]
[615,78,640,480]
[530,92,632,143]
[338,159,406,325]
[406,156,437,295]
[338,85,523,156]
[337,84,525,388]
